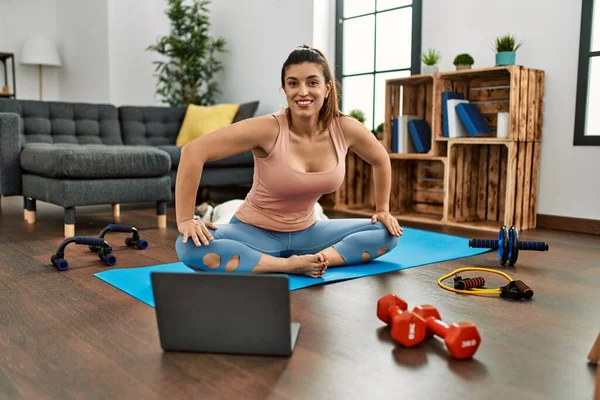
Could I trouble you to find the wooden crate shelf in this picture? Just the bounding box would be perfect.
[336,153,446,226]
[433,65,544,142]
[333,65,545,232]
[383,74,440,156]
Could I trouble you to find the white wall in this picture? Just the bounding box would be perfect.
[209,0,315,116]
[107,0,170,106]
[0,0,60,101]
[56,0,110,103]
[423,0,600,221]
[313,0,337,66]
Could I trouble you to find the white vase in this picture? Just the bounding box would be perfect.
[497,112,509,138]
[422,65,438,74]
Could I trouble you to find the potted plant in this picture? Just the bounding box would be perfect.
[453,53,474,70]
[147,0,227,106]
[421,49,441,74]
[349,109,366,124]
[373,122,384,139]
[494,33,523,66]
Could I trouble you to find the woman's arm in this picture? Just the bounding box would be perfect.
[175,115,278,226]
[339,116,402,237]
[340,116,392,212]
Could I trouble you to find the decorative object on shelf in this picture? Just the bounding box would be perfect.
[147,0,227,107]
[421,48,441,74]
[0,52,17,98]
[20,34,62,100]
[494,33,523,66]
[496,112,509,138]
[453,53,474,70]
[349,109,366,124]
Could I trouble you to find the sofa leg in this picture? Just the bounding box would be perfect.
[112,203,120,218]
[25,197,36,224]
[64,206,75,238]
[157,201,167,228]
[23,196,27,220]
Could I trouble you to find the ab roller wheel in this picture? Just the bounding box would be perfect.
[88,224,148,252]
[469,225,549,266]
[51,236,117,271]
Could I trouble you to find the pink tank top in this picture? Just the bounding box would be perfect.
[234,109,348,231]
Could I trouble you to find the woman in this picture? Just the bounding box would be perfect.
[175,45,402,278]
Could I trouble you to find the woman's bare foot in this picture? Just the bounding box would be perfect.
[287,253,329,278]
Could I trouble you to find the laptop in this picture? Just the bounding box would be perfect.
[150,272,300,356]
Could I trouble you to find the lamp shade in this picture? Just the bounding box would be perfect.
[20,34,62,66]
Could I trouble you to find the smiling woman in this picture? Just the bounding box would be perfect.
[173,45,402,278]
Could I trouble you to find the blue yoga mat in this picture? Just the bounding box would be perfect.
[94,227,489,307]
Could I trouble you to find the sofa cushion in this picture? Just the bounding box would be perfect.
[119,101,260,146]
[156,145,180,168]
[232,101,259,123]
[205,151,255,168]
[156,145,254,169]
[119,106,186,146]
[0,99,122,145]
[20,143,170,179]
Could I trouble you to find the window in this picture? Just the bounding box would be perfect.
[575,0,600,145]
[335,0,422,132]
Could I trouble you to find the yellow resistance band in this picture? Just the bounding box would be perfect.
[438,267,515,296]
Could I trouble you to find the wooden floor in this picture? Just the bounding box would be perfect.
[0,196,598,400]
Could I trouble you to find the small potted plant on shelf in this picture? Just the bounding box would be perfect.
[349,109,366,124]
[453,53,474,70]
[421,48,441,74]
[373,122,384,139]
[494,33,523,66]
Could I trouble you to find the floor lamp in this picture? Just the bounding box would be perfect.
[20,34,62,100]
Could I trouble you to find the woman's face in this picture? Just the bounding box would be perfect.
[283,62,331,119]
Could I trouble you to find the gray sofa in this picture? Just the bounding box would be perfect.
[0,99,258,237]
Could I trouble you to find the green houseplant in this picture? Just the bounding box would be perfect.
[349,109,366,124]
[453,53,474,70]
[494,33,523,66]
[147,0,227,106]
[421,49,441,74]
[373,122,384,139]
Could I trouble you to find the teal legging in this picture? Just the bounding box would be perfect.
[175,216,399,273]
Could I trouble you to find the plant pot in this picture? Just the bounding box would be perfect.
[455,64,472,70]
[422,65,438,74]
[496,51,516,66]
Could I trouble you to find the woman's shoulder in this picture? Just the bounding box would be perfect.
[336,113,363,133]
[240,112,281,133]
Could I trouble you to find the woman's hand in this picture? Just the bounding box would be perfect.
[371,211,403,237]
[178,218,218,246]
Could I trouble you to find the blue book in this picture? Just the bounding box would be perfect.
[442,92,465,137]
[455,103,491,136]
[407,119,431,153]
[391,118,399,153]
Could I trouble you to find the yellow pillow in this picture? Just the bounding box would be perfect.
[175,103,240,147]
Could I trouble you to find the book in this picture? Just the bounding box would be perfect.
[407,119,431,153]
[446,99,469,138]
[455,103,491,136]
[442,92,465,137]
[391,115,417,153]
